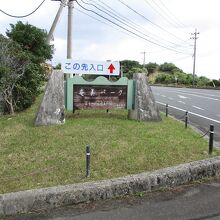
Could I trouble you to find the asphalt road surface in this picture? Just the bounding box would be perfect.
[151,86,220,146]
[4,178,220,220]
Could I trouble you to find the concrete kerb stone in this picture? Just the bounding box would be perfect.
[1,156,220,217]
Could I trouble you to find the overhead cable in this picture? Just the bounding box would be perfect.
[80,0,186,49]
[0,0,46,18]
[117,0,191,46]
[143,0,184,30]
[76,5,190,55]
[86,0,191,50]
[76,0,191,55]
[156,0,188,28]
[75,8,141,40]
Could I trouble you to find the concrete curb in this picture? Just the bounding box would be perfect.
[1,156,220,217]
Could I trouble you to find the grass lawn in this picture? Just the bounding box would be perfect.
[0,96,219,194]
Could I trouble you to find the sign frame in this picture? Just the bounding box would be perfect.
[65,76,135,112]
[62,59,120,76]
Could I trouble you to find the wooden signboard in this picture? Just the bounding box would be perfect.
[73,85,127,110]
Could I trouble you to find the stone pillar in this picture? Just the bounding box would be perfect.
[35,70,65,126]
[128,73,161,121]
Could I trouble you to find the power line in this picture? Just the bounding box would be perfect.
[117,0,191,46]
[77,0,191,54]
[77,7,191,56]
[75,8,141,41]
[143,0,187,32]
[0,0,46,18]
[156,0,188,29]
[77,7,190,55]
[76,0,191,55]
[150,0,184,29]
[80,0,184,49]
[80,0,163,44]
[86,0,191,50]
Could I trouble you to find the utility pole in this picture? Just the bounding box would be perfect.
[48,0,74,77]
[191,28,199,87]
[47,0,68,43]
[141,51,146,67]
[67,0,74,59]
[67,0,74,77]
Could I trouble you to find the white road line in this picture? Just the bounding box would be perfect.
[176,91,219,101]
[161,95,166,97]
[156,101,220,124]
[176,90,220,98]
[168,97,174,100]
[192,105,204,111]
[178,101,186,104]
[178,95,189,99]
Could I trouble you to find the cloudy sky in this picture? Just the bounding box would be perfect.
[1,0,220,80]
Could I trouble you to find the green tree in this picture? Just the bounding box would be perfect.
[197,76,210,87]
[120,60,143,79]
[4,21,54,112]
[145,62,159,74]
[0,35,30,114]
[211,79,220,87]
[6,21,53,63]
[159,62,183,74]
[155,73,175,84]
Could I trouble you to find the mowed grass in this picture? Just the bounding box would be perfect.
[0,96,219,194]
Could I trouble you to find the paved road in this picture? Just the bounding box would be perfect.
[5,179,220,220]
[151,86,220,146]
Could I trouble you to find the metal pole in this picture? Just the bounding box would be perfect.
[67,0,74,59]
[191,29,199,88]
[67,0,74,78]
[86,145,91,177]
[166,104,168,117]
[141,51,146,70]
[192,35,196,87]
[209,125,214,154]
[185,111,188,129]
[47,0,67,43]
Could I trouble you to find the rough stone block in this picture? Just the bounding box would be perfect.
[128,73,161,121]
[35,70,65,126]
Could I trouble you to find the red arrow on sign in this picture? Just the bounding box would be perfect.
[108,64,115,74]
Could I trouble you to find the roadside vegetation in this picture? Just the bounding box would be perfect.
[120,60,220,88]
[0,96,219,194]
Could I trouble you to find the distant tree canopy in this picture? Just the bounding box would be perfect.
[118,60,219,87]
[6,21,53,63]
[145,62,159,74]
[120,60,144,79]
[155,71,213,87]
[0,21,53,114]
[208,79,220,87]
[159,62,183,73]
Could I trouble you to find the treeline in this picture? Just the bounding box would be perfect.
[120,60,220,87]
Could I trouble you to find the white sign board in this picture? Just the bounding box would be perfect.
[62,60,120,76]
